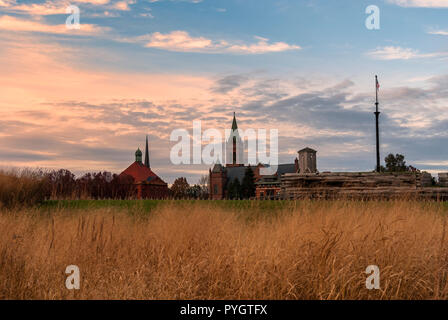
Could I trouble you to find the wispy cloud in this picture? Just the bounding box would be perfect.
[366,46,448,60]
[429,30,448,35]
[387,0,448,7]
[76,0,110,4]
[0,1,66,15]
[142,31,214,51]
[110,0,136,11]
[113,1,130,10]
[0,15,107,34]
[149,0,203,3]
[227,36,301,54]
[211,74,250,94]
[0,0,132,16]
[0,0,16,7]
[129,31,301,54]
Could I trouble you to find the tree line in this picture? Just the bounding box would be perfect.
[0,168,212,209]
[34,169,136,200]
[45,169,211,200]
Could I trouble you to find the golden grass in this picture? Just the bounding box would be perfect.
[1,200,448,299]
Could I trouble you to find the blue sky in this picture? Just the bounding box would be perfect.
[0,0,448,183]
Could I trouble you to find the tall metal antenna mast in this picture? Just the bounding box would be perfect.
[374,75,381,173]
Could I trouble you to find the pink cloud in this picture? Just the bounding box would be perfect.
[0,15,107,34]
[366,46,448,60]
[137,31,301,54]
[387,0,448,7]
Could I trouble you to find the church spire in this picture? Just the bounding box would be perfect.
[144,135,150,168]
[226,112,242,166]
[231,112,238,165]
[231,112,238,131]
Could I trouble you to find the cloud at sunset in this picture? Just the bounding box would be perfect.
[387,0,448,7]
[0,0,133,16]
[134,31,301,54]
[0,15,106,34]
[366,46,448,60]
[2,34,447,180]
[1,0,448,183]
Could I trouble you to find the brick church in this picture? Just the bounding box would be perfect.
[119,136,170,199]
[209,113,315,199]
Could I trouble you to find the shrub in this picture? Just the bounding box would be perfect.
[0,169,49,209]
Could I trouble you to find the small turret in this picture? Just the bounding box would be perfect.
[135,148,142,163]
[298,147,317,173]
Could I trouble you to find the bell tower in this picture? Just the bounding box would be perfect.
[226,112,244,167]
[298,147,317,173]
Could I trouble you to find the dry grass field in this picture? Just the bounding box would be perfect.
[1,200,448,300]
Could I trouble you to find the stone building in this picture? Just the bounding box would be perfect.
[439,173,448,187]
[255,148,318,199]
[298,147,317,173]
[208,113,264,199]
[119,136,170,199]
[208,113,299,200]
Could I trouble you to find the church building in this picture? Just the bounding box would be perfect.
[208,113,303,200]
[119,136,170,199]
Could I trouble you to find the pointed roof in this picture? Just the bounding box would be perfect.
[144,135,150,168]
[120,161,166,184]
[212,163,224,173]
[231,112,238,131]
[120,142,166,184]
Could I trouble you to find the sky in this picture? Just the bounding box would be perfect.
[0,0,447,184]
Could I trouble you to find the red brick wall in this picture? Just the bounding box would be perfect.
[209,171,226,200]
[256,186,281,199]
[140,184,170,199]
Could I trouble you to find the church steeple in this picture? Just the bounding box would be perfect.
[144,135,150,168]
[232,112,238,165]
[226,112,243,167]
[231,112,238,131]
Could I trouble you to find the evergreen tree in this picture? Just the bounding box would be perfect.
[384,153,408,172]
[234,179,241,199]
[227,178,242,199]
[241,167,256,199]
